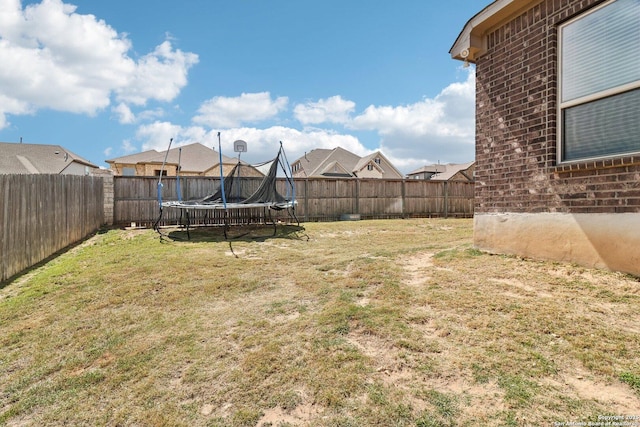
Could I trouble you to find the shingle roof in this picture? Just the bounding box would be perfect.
[407,164,443,175]
[354,152,403,179]
[295,147,362,177]
[353,153,377,173]
[294,147,403,179]
[0,142,98,174]
[107,150,161,164]
[106,143,237,173]
[420,161,475,181]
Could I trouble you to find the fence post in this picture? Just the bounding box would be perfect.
[304,177,309,222]
[444,181,449,219]
[355,178,360,214]
[401,179,406,219]
[94,169,114,226]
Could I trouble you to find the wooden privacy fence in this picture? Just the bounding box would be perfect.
[0,174,104,282]
[113,176,474,227]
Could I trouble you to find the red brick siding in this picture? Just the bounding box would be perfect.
[475,0,640,214]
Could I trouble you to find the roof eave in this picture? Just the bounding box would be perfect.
[72,159,99,169]
[450,0,542,64]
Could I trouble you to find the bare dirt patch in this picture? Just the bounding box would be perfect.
[400,252,434,288]
[559,369,640,413]
[257,402,323,427]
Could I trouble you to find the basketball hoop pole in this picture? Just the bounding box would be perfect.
[232,140,247,203]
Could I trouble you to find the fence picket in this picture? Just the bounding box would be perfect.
[0,175,104,282]
[113,176,474,227]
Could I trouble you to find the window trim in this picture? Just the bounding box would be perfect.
[557,0,640,164]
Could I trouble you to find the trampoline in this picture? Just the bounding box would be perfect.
[153,134,299,239]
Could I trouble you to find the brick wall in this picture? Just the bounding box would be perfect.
[475,0,640,214]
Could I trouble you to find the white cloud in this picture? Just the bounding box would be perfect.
[350,101,441,136]
[0,0,132,118]
[349,71,475,140]
[137,108,166,122]
[133,122,367,167]
[136,121,188,152]
[116,41,199,106]
[348,70,476,167]
[131,70,475,174]
[0,0,197,129]
[0,93,32,129]
[112,103,165,125]
[218,126,367,161]
[192,92,289,128]
[122,69,475,173]
[112,103,135,124]
[293,95,355,124]
[121,139,137,154]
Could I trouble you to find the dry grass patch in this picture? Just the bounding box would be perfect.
[1,219,639,426]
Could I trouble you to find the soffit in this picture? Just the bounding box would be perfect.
[450,0,544,63]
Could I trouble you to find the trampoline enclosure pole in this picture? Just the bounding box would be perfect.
[218,132,227,209]
[157,137,173,208]
[176,147,182,201]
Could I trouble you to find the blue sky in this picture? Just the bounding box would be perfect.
[0,0,488,174]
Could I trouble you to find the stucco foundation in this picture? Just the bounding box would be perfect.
[474,213,640,277]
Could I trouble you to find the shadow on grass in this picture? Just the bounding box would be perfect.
[0,226,111,290]
[162,223,308,244]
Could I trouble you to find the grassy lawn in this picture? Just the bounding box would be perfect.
[1,218,639,426]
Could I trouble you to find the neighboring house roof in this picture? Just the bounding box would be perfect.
[353,156,384,174]
[298,147,362,177]
[354,152,403,179]
[407,165,443,175]
[407,161,475,181]
[431,161,475,181]
[107,150,161,165]
[105,142,238,173]
[450,0,530,64]
[0,142,98,174]
[318,160,353,177]
[293,147,403,179]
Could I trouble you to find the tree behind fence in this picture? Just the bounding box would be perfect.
[113,176,474,227]
[0,174,104,282]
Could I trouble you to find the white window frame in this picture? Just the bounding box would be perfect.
[557,0,640,163]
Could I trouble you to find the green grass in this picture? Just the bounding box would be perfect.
[620,372,640,393]
[1,218,639,426]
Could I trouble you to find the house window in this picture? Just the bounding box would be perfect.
[374,158,381,165]
[122,167,135,176]
[154,169,167,176]
[559,0,640,163]
[367,164,374,171]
